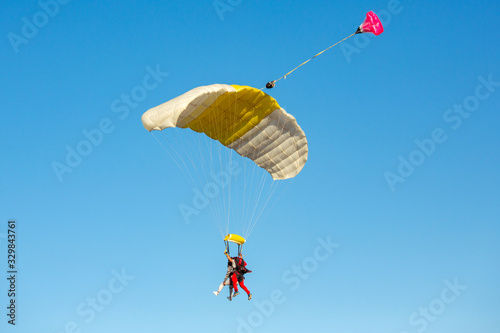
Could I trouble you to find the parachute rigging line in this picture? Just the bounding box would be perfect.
[265,11,384,89]
[142,84,308,241]
[265,32,356,89]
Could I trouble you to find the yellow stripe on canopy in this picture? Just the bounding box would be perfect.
[183,85,280,146]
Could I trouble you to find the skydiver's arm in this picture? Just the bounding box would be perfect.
[226,254,237,269]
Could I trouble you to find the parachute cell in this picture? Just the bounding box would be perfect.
[142,84,308,180]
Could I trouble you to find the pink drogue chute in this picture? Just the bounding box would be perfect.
[356,11,384,35]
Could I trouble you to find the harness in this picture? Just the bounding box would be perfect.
[235,257,251,275]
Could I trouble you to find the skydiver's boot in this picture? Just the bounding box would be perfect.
[248,294,252,300]
[233,291,240,297]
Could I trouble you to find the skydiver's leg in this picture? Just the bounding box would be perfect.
[213,282,224,296]
[214,275,231,296]
[231,273,239,292]
[238,279,250,295]
[227,283,234,301]
[217,267,232,294]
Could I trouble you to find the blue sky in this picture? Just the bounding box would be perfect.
[1,0,499,332]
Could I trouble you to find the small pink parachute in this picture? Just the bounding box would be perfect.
[356,11,384,35]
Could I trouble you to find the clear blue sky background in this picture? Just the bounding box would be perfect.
[1,0,499,332]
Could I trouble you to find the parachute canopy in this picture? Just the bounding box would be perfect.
[142,84,308,180]
[224,234,246,245]
[356,11,384,35]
